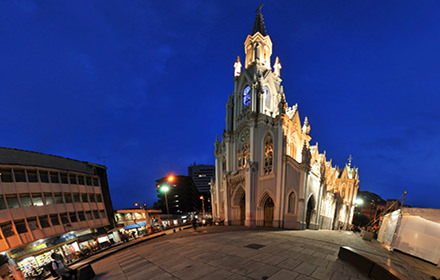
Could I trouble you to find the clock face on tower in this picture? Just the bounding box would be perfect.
[243,86,251,107]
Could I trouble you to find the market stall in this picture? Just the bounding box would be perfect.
[377,207,440,265]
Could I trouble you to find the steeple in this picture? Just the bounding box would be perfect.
[252,4,267,36]
[244,5,273,69]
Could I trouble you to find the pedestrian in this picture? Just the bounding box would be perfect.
[51,253,77,280]
[191,218,198,230]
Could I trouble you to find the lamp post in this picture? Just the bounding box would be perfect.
[160,185,170,220]
[200,196,205,218]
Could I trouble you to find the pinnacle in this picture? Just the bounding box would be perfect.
[252,5,267,36]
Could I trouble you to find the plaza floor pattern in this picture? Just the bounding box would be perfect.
[85,226,439,280]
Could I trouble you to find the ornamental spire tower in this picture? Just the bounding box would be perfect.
[244,5,273,69]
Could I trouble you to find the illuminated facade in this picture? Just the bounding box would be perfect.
[212,9,359,229]
[0,147,115,278]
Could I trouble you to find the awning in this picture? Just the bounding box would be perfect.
[124,222,146,230]
[77,233,96,242]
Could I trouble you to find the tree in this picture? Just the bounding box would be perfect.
[352,213,370,227]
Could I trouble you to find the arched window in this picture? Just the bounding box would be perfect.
[288,192,296,213]
[264,135,273,174]
[264,87,271,110]
[238,144,249,169]
[238,130,250,169]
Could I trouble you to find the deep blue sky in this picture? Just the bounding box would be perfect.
[1,1,439,210]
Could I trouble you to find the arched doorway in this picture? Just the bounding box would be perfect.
[232,186,245,225]
[239,192,245,225]
[264,197,274,227]
[306,195,315,229]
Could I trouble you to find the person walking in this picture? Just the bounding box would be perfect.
[51,253,77,280]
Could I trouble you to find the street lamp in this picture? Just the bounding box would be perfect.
[160,185,170,220]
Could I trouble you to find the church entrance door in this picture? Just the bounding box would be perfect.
[239,193,245,225]
[264,197,274,227]
[306,195,315,229]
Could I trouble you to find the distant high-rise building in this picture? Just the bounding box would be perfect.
[187,163,215,194]
[155,175,200,215]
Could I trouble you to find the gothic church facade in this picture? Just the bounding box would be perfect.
[211,9,359,230]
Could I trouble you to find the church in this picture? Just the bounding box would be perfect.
[211,8,359,230]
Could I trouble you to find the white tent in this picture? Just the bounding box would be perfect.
[377,207,440,265]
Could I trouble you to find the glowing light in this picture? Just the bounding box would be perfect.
[160,185,170,193]
[355,198,364,205]
[167,175,174,182]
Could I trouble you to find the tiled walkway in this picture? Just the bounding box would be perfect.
[84,227,439,280]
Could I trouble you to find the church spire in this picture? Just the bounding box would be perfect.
[244,5,273,69]
[252,4,267,36]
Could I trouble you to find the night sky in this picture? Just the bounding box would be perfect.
[1,1,439,210]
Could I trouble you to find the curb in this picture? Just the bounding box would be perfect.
[338,246,410,280]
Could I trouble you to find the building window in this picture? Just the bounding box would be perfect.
[86,211,92,220]
[27,170,38,182]
[20,194,32,207]
[93,210,100,219]
[39,171,49,183]
[288,192,296,214]
[69,175,77,185]
[264,87,271,110]
[73,193,81,203]
[78,176,85,185]
[14,169,26,182]
[39,216,50,228]
[69,212,78,223]
[27,217,39,230]
[100,210,106,219]
[89,193,96,202]
[44,193,54,205]
[60,213,69,224]
[60,173,68,184]
[6,196,19,209]
[264,135,273,174]
[0,196,6,210]
[86,177,92,186]
[242,86,251,107]
[32,194,44,206]
[50,214,60,226]
[64,193,72,203]
[14,220,27,233]
[0,169,13,182]
[93,178,99,186]
[1,222,15,237]
[238,143,249,169]
[54,193,63,204]
[50,172,59,183]
[78,212,86,221]
[96,194,102,202]
[81,193,89,203]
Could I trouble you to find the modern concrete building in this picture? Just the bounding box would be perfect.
[212,9,359,230]
[0,147,115,279]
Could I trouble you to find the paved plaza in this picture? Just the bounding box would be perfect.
[77,226,439,280]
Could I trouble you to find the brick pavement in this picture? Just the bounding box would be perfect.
[77,226,439,280]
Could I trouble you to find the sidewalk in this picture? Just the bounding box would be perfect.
[79,226,439,280]
[47,225,192,279]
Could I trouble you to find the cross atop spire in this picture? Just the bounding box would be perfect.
[252,4,267,36]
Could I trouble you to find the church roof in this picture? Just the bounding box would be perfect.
[252,5,267,36]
